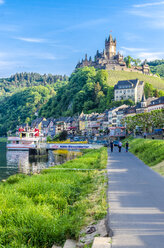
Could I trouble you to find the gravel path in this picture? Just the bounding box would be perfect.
[107,148,164,248]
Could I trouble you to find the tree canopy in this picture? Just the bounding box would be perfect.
[39,67,135,118]
[0,86,54,135]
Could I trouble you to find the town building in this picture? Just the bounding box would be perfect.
[148,96,164,112]
[76,33,150,74]
[108,104,129,127]
[114,79,144,103]
[31,117,46,132]
[135,96,158,114]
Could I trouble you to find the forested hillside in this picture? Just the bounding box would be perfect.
[39,67,134,118]
[0,86,54,135]
[147,60,164,78]
[0,66,164,136]
[39,67,164,119]
[0,72,68,99]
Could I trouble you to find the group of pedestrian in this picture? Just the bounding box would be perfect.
[110,140,129,153]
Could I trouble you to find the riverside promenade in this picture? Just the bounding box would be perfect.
[107,148,164,248]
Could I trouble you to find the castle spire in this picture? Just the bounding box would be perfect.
[85,54,88,61]
[109,34,113,42]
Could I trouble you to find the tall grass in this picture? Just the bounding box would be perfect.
[127,139,164,166]
[107,70,164,90]
[0,147,107,248]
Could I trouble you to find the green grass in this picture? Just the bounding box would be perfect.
[126,138,164,167]
[0,137,7,142]
[152,161,164,176]
[0,147,107,248]
[107,70,164,90]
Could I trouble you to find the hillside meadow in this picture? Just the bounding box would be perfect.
[124,138,164,175]
[107,70,164,90]
[0,148,107,248]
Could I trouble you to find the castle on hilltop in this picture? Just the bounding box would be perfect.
[76,34,150,75]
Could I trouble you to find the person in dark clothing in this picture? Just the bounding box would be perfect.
[126,141,129,152]
[118,141,122,152]
[110,140,114,152]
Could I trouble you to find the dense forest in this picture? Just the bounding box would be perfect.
[147,60,164,77]
[0,86,54,135]
[39,67,134,118]
[0,72,68,99]
[0,72,68,135]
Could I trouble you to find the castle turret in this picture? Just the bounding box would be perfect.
[105,34,116,60]
[142,60,150,75]
[85,54,88,61]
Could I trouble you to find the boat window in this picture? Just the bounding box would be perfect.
[16,141,19,144]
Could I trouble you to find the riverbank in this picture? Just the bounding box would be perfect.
[124,138,164,175]
[0,147,107,248]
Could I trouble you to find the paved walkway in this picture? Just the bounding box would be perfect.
[107,148,164,248]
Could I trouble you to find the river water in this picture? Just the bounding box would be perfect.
[0,143,82,181]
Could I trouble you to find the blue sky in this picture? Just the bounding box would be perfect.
[0,0,164,77]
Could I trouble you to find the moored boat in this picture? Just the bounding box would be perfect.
[7,128,42,150]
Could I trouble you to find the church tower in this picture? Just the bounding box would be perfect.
[105,34,116,59]
[141,94,147,108]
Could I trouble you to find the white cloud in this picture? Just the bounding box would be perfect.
[0,60,19,68]
[121,47,147,52]
[129,2,164,30]
[0,0,4,5]
[133,1,164,8]
[120,46,164,61]
[15,37,46,43]
[0,50,59,61]
[128,10,152,17]
[137,52,164,61]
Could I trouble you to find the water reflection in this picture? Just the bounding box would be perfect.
[0,143,82,181]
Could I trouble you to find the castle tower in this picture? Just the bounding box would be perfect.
[105,34,116,59]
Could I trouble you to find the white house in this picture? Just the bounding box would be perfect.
[114,79,144,103]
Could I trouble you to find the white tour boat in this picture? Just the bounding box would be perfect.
[7,128,42,150]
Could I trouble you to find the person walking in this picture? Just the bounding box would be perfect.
[110,140,114,152]
[126,141,129,152]
[143,132,147,139]
[118,141,122,152]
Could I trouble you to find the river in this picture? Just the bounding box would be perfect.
[0,143,82,181]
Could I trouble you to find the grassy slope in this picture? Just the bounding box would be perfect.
[107,70,164,90]
[124,138,164,175]
[0,148,107,248]
[152,161,164,176]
